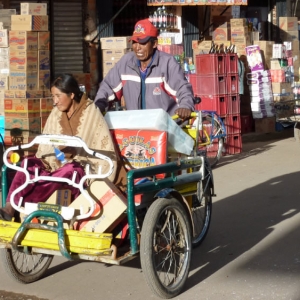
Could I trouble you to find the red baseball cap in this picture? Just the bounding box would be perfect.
[130,19,159,43]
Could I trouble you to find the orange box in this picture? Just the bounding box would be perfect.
[110,129,167,178]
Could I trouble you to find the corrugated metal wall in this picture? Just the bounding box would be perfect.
[51,0,86,78]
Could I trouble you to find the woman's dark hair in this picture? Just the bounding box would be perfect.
[51,73,83,102]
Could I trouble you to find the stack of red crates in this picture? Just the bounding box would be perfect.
[189,53,242,155]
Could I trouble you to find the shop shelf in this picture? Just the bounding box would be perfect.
[227,74,239,94]
[226,54,238,73]
[196,54,225,75]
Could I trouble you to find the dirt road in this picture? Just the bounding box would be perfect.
[0,129,300,300]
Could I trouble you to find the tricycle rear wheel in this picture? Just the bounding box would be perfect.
[0,248,53,283]
[191,179,212,248]
[140,197,192,299]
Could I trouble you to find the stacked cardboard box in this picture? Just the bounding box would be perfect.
[230,18,251,57]
[1,3,52,145]
[279,17,299,43]
[100,37,131,78]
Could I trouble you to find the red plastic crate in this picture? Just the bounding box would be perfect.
[221,114,241,135]
[196,54,225,75]
[196,74,227,95]
[195,94,227,116]
[224,133,242,155]
[227,74,239,94]
[240,114,253,134]
[225,54,238,73]
[227,94,240,114]
[189,74,198,95]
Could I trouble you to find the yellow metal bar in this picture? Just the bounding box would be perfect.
[0,221,112,255]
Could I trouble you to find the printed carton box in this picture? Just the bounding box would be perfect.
[0,29,8,47]
[4,89,44,99]
[69,180,127,233]
[38,70,50,90]
[100,36,131,50]
[0,76,9,90]
[9,31,38,50]
[246,45,264,72]
[40,97,53,113]
[20,3,48,16]
[4,116,41,133]
[279,17,298,32]
[4,98,41,118]
[9,50,38,72]
[9,71,38,90]
[38,31,50,50]
[11,15,48,31]
[38,50,50,70]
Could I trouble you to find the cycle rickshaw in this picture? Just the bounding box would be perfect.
[0,109,215,299]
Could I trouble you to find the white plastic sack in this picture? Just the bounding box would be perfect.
[105,109,194,155]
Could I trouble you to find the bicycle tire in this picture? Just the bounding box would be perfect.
[198,114,224,168]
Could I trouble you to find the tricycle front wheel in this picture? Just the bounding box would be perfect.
[140,197,192,299]
[0,248,53,284]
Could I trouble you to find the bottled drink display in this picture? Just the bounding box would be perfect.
[149,6,178,30]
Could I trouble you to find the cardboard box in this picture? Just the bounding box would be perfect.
[230,18,247,27]
[4,89,44,99]
[192,40,212,51]
[46,190,72,206]
[100,36,131,50]
[254,117,276,133]
[0,29,8,47]
[102,49,131,62]
[70,180,127,233]
[38,50,50,70]
[9,71,38,90]
[20,3,48,16]
[9,50,38,72]
[40,97,53,113]
[102,61,115,74]
[230,26,249,37]
[231,36,251,44]
[0,75,9,90]
[271,82,293,95]
[279,17,298,32]
[4,116,41,133]
[38,70,50,90]
[213,27,229,41]
[38,31,50,50]
[11,15,48,31]
[9,31,38,50]
[4,98,41,118]
[280,31,299,42]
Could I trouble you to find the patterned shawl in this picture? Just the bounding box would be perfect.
[36,94,118,182]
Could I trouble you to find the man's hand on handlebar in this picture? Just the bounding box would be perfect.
[175,108,192,120]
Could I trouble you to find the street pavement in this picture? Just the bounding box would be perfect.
[0,128,300,300]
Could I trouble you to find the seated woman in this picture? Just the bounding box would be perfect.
[0,74,125,221]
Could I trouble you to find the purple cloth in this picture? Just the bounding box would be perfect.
[6,157,85,206]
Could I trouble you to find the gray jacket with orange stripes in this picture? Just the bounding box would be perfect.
[94,49,195,116]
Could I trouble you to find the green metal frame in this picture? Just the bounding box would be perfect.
[126,157,203,254]
[1,156,204,260]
